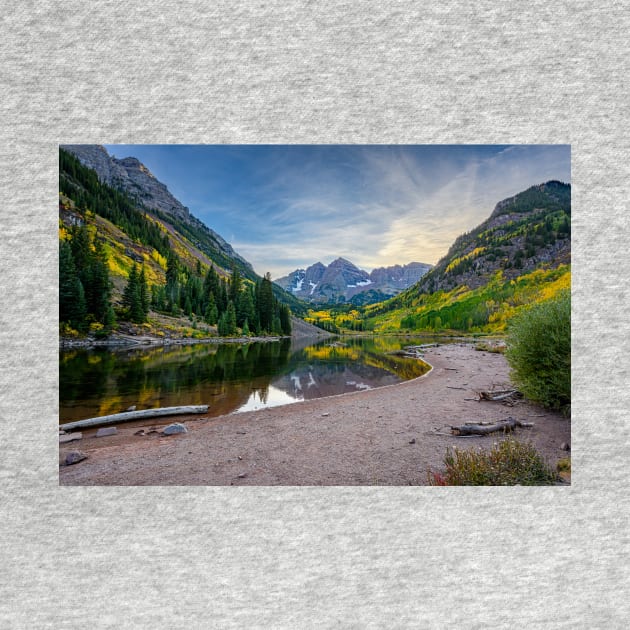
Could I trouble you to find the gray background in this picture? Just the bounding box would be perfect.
[1,1,628,627]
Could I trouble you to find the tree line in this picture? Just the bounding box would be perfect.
[60,224,291,337]
[150,260,291,336]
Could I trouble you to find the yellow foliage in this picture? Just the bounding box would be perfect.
[151,249,168,270]
[445,247,486,273]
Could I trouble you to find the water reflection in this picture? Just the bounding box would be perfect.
[60,336,434,423]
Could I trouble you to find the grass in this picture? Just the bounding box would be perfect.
[429,439,558,486]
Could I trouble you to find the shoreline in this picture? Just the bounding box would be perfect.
[59,333,290,349]
[59,344,570,486]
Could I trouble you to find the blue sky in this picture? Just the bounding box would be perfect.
[104,144,571,278]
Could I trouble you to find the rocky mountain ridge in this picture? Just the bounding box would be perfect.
[404,180,571,298]
[61,144,252,272]
[275,257,431,304]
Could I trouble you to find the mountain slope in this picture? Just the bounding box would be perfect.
[275,258,431,304]
[61,144,254,278]
[59,147,305,340]
[412,180,570,295]
[362,181,571,333]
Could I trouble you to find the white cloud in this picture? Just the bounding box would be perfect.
[229,145,570,277]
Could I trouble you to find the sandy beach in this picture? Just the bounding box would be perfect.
[59,343,570,485]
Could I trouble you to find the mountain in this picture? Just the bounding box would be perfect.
[411,180,571,295]
[59,146,305,341]
[275,258,431,304]
[363,180,571,333]
[60,144,253,275]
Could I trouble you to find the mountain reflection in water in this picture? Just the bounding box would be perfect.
[59,336,434,424]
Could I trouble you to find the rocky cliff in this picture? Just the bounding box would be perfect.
[61,144,252,272]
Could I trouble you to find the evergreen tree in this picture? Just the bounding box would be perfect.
[184,294,193,317]
[204,293,218,325]
[278,303,292,335]
[139,265,150,316]
[123,263,145,323]
[225,301,237,335]
[87,239,112,323]
[271,315,282,335]
[257,273,275,333]
[166,251,179,288]
[236,287,256,330]
[59,241,87,332]
[203,266,221,307]
[151,284,166,312]
[229,267,242,304]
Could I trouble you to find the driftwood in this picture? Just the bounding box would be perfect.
[451,417,533,436]
[476,389,523,406]
[59,405,209,432]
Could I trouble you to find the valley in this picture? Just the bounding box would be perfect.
[59,144,571,486]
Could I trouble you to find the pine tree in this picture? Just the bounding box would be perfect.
[225,301,237,335]
[278,304,292,335]
[123,264,145,323]
[257,273,274,333]
[88,239,112,323]
[139,265,150,317]
[59,241,87,332]
[204,292,218,325]
[236,287,256,330]
[229,267,242,304]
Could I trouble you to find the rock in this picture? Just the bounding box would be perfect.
[162,423,188,435]
[409,438,416,444]
[59,432,82,443]
[126,405,137,412]
[560,442,571,451]
[64,451,87,466]
[237,473,247,479]
[134,429,145,436]
[96,427,118,438]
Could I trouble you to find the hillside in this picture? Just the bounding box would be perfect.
[307,181,571,335]
[366,181,571,333]
[59,147,302,341]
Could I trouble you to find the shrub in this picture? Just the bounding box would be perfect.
[430,439,558,485]
[475,341,506,353]
[505,289,570,411]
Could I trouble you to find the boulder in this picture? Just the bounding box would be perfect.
[59,432,82,443]
[162,423,188,435]
[64,451,88,466]
[96,427,118,438]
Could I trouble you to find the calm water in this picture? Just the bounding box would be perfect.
[59,336,437,423]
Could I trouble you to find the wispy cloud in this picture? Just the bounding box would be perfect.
[109,144,570,278]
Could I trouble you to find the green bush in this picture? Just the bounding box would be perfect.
[430,439,558,486]
[505,289,570,411]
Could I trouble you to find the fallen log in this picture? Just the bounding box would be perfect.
[451,417,533,436]
[59,405,209,432]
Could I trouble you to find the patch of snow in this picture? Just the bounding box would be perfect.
[292,277,304,293]
[290,375,302,391]
[307,372,317,388]
[355,279,372,287]
[346,380,371,391]
[309,282,317,295]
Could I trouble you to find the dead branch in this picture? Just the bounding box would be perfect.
[451,417,533,436]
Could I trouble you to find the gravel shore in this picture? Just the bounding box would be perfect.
[59,344,570,486]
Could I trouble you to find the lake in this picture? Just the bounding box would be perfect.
[59,336,436,424]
